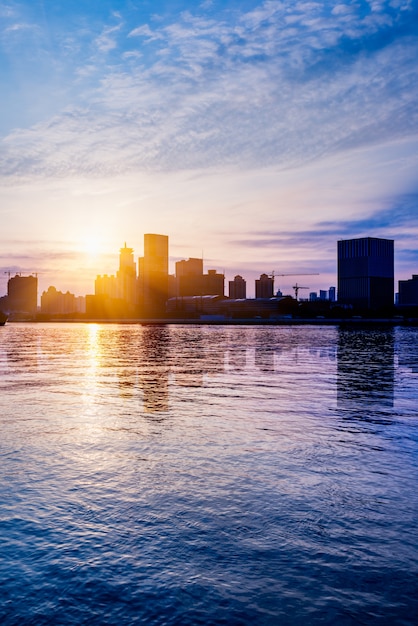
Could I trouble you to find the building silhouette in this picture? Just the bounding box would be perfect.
[139,234,169,318]
[93,243,138,317]
[398,275,418,306]
[41,286,85,315]
[175,258,204,296]
[6,274,38,315]
[229,275,246,299]
[255,273,274,299]
[174,258,224,298]
[203,269,224,296]
[337,237,394,309]
[117,243,137,310]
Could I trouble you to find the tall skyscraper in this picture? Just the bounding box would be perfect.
[94,243,137,316]
[337,237,394,309]
[117,243,137,309]
[229,275,246,299]
[139,234,169,317]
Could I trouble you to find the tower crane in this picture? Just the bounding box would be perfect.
[268,272,319,296]
[292,283,310,300]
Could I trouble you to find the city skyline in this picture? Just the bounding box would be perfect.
[1,1,418,298]
[0,231,413,303]
[0,236,335,303]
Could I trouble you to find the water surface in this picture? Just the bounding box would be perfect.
[0,323,417,624]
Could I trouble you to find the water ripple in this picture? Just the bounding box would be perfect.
[0,323,417,624]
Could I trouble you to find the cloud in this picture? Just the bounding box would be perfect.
[128,24,163,41]
[0,1,416,181]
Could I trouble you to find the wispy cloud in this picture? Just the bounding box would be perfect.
[0,0,417,179]
[95,23,123,53]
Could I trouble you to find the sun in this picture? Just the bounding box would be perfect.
[82,235,103,257]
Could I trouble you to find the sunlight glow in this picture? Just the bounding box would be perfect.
[81,234,104,257]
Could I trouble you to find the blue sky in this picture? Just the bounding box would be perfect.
[1,0,418,297]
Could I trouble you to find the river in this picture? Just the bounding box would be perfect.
[0,323,417,624]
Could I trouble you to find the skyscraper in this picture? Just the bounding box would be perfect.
[94,243,137,316]
[139,234,169,317]
[117,243,137,309]
[337,237,394,309]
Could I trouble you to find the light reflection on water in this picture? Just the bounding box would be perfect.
[0,323,417,625]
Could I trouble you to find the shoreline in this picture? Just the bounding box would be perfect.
[4,317,417,326]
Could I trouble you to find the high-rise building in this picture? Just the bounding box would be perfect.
[337,237,394,309]
[95,243,137,316]
[255,273,274,299]
[174,258,224,297]
[7,274,38,315]
[203,269,224,297]
[139,234,169,317]
[117,243,137,309]
[229,275,246,299]
[95,274,118,300]
[41,286,74,315]
[175,258,204,296]
[398,275,418,306]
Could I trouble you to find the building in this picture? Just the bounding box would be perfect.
[229,275,246,299]
[7,274,38,315]
[139,234,169,317]
[95,274,118,300]
[117,243,137,309]
[175,258,204,296]
[41,286,76,315]
[174,258,224,298]
[398,275,418,306]
[328,286,336,302]
[41,287,85,315]
[319,290,328,301]
[203,269,224,297]
[337,237,394,309]
[95,243,137,317]
[255,273,274,299]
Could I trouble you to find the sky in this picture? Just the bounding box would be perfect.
[1,0,418,298]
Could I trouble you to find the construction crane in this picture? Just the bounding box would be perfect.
[292,283,310,300]
[268,272,319,296]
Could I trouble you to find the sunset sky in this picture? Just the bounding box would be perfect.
[1,0,418,298]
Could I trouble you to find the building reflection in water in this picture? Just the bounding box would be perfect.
[227,345,247,371]
[112,327,141,399]
[255,345,277,372]
[337,327,395,416]
[395,328,418,374]
[172,327,225,387]
[139,326,170,413]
